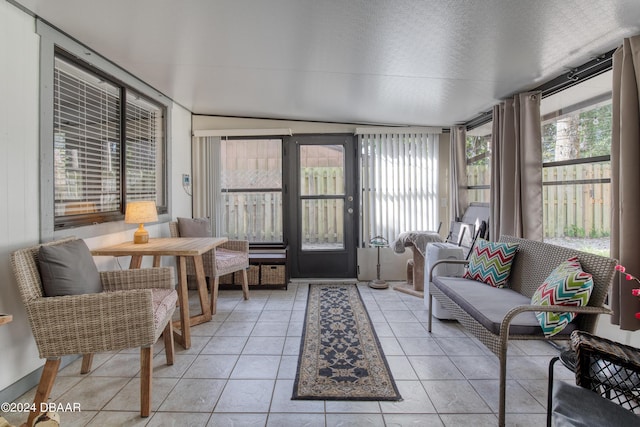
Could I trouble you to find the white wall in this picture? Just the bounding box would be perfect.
[0,3,193,394]
[0,0,43,392]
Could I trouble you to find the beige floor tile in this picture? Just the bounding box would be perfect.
[266,412,325,427]
[469,379,546,414]
[383,413,445,426]
[379,380,437,414]
[57,376,130,411]
[408,356,465,380]
[146,412,212,426]
[201,335,248,354]
[243,336,286,355]
[449,355,501,380]
[270,379,325,413]
[439,413,497,426]
[326,412,385,426]
[324,400,381,413]
[214,379,274,412]
[421,380,491,414]
[158,378,225,412]
[103,377,178,411]
[182,354,239,379]
[207,412,267,426]
[397,337,445,356]
[86,410,150,426]
[230,355,280,379]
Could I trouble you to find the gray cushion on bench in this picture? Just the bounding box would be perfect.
[432,276,576,336]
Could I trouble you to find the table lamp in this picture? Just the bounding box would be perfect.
[125,200,158,244]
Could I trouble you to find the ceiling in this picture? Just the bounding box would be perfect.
[13,0,640,127]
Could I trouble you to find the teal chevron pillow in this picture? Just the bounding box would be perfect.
[531,256,594,337]
[463,239,519,288]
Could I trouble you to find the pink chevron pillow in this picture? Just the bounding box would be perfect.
[531,256,594,337]
[463,239,519,288]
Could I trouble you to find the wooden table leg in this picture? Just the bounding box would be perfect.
[152,255,162,267]
[129,255,143,269]
[193,255,212,321]
[172,256,191,349]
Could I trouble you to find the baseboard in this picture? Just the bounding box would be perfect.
[0,354,79,404]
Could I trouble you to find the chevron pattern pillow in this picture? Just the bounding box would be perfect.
[531,256,594,337]
[463,239,519,288]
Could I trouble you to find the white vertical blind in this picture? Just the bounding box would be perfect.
[191,136,218,234]
[360,132,439,246]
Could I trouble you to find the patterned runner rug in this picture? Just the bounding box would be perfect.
[292,283,401,401]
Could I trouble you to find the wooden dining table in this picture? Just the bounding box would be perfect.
[91,237,227,349]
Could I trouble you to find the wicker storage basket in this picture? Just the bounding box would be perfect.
[219,272,234,284]
[234,265,260,285]
[261,264,285,285]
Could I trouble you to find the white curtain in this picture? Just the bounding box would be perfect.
[191,135,220,234]
[359,132,440,246]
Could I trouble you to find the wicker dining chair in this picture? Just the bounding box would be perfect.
[10,237,177,425]
[169,220,249,315]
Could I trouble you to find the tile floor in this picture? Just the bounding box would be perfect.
[3,281,574,426]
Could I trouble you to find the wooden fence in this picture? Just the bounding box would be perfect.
[220,167,344,244]
[467,163,611,238]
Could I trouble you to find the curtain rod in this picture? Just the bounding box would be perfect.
[464,48,615,131]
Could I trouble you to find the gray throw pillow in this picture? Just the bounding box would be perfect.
[177,217,212,237]
[38,239,102,297]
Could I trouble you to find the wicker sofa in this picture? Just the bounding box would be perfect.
[426,236,618,427]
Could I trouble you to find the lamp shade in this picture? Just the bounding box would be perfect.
[125,201,158,224]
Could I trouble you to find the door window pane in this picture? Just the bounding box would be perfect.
[301,199,344,251]
[300,145,344,196]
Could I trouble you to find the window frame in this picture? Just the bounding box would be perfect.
[540,93,612,249]
[465,125,492,204]
[38,20,172,241]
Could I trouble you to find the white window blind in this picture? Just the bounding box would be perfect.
[53,54,166,229]
[360,132,439,246]
[53,56,121,218]
[126,93,164,206]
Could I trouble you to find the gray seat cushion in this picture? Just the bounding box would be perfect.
[432,276,575,336]
[552,380,640,427]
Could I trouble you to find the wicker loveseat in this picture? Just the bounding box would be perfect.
[426,236,617,427]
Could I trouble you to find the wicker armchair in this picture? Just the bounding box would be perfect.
[548,330,640,426]
[10,238,177,425]
[169,221,249,314]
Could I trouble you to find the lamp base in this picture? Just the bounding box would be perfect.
[369,279,388,289]
[133,224,149,244]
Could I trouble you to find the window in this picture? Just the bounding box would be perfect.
[53,52,166,229]
[219,138,283,243]
[541,73,612,256]
[466,122,492,204]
